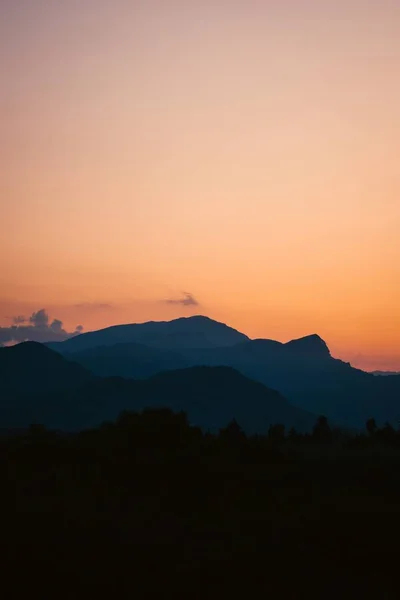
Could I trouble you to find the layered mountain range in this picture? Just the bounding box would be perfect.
[1,316,399,431]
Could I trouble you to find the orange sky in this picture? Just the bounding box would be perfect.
[1,1,399,370]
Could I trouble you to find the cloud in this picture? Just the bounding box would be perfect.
[0,309,84,345]
[165,292,200,307]
[50,319,64,333]
[12,315,26,325]
[30,309,49,328]
[74,302,114,309]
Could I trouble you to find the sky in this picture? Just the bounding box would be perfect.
[1,0,399,370]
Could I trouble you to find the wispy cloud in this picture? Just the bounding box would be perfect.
[74,302,114,309]
[12,315,26,325]
[165,292,200,307]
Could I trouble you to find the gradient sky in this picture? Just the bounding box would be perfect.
[1,0,400,370]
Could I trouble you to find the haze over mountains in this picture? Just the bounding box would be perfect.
[1,316,400,432]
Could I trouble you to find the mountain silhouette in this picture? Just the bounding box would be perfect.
[0,341,92,394]
[182,340,400,427]
[284,333,331,357]
[47,316,400,428]
[6,318,400,429]
[63,342,189,379]
[0,343,315,432]
[371,371,400,376]
[135,366,315,433]
[47,315,249,352]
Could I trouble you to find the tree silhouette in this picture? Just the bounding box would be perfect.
[268,423,285,443]
[377,422,396,443]
[366,418,377,436]
[312,416,332,442]
[219,419,246,444]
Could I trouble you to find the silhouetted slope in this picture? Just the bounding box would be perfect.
[6,318,400,429]
[50,315,400,428]
[0,365,314,433]
[64,342,189,379]
[182,340,400,427]
[48,315,249,353]
[0,342,92,393]
[138,367,315,433]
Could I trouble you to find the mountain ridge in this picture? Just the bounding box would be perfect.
[0,343,315,433]
[47,315,250,352]
[43,316,400,428]
[47,315,332,359]
[6,317,400,429]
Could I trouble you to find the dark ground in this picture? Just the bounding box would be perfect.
[2,411,400,599]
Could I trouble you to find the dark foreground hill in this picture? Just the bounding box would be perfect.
[0,341,92,394]
[0,345,315,432]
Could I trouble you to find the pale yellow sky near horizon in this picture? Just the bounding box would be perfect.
[1,1,399,369]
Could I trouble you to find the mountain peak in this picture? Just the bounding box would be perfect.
[50,315,249,352]
[285,334,331,357]
[0,340,60,360]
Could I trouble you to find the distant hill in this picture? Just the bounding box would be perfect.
[371,371,400,376]
[64,342,189,379]
[47,315,249,353]
[181,340,400,428]
[45,316,400,428]
[0,342,92,394]
[0,350,315,433]
[7,317,400,430]
[134,367,316,434]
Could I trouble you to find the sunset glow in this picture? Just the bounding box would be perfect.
[1,1,399,370]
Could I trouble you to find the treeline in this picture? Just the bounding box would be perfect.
[4,410,399,452]
[268,415,400,446]
[2,409,400,598]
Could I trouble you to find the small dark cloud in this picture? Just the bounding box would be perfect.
[74,302,114,309]
[30,309,49,328]
[165,292,199,307]
[12,315,26,325]
[0,309,84,345]
[50,319,64,333]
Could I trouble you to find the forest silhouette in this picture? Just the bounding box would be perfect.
[3,408,400,598]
